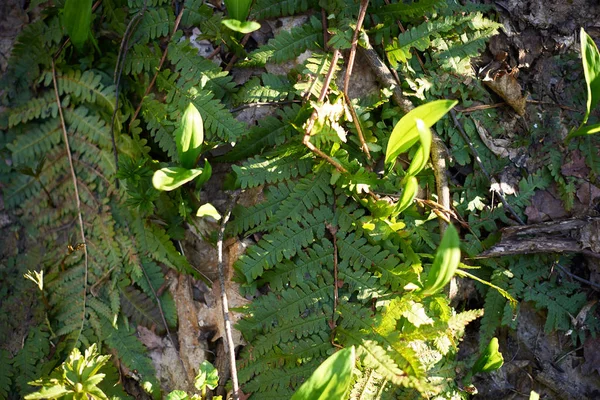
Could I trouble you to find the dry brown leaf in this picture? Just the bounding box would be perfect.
[483,73,527,116]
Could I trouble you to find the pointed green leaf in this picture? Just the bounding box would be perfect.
[291,346,355,400]
[166,390,190,400]
[394,176,419,215]
[568,122,600,138]
[62,0,92,49]
[385,100,457,165]
[405,118,433,177]
[196,203,221,220]
[581,28,600,125]
[177,103,204,169]
[152,167,204,191]
[472,337,504,374]
[421,224,461,296]
[223,0,253,21]
[222,19,261,34]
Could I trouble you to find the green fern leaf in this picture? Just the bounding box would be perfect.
[142,96,178,161]
[241,16,323,66]
[133,7,174,44]
[0,350,13,399]
[120,285,164,332]
[125,43,161,76]
[374,0,446,20]
[233,145,314,189]
[235,206,332,282]
[221,105,303,161]
[252,0,318,19]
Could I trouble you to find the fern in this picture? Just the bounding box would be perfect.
[105,321,160,398]
[374,0,447,20]
[240,16,323,66]
[233,145,315,188]
[11,326,50,396]
[133,7,174,44]
[252,0,319,19]
[234,74,295,105]
[0,350,12,399]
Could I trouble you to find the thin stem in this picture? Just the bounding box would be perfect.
[51,59,89,346]
[217,192,241,400]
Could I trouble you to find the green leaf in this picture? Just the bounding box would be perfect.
[62,0,92,49]
[421,224,461,296]
[405,118,433,178]
[195,361,219,391]
[222,19,261,34]
[166,390,190,400]
[177,103,204,169]
[471,337,504,374]
[223,0,253,21]
[394,176,418,215]
[196,203,221,220]
[291,346,355,400]
[152,167,205,191]
[569,122,600,138]
[385,100,457,165]
[581,28,600,125]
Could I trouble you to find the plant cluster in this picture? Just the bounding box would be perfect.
[0,0,598,399]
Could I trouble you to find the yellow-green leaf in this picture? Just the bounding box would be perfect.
[223,0,252,21]
[152,167,204,191]
[196,204,221,220]
[177,103,204,169]
[581,28,600,126]
[394,176,418,215]
[471,337,504,374]
[222,19,261,34]
[421,224,461,296]
[291,346,355,400]
[62,0,92,50]
[385,100,457,165]
[405,118,432,178]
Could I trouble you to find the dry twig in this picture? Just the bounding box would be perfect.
[51,59,89,345]
[217,191,242,400]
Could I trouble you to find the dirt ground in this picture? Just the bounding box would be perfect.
[2,0,600,398]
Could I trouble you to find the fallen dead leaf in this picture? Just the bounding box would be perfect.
[524,188,568,223]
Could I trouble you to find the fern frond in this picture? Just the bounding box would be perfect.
[230,182,294,236]
[8,92,60,128]
[125,43,161,76]
[105,321,160,398]
[11,326,50,396]
[241,359,319,396]
[235,206,332,282]
[133,7,174,44]
[234,74,294,105]
[142,96,178,161]
[7,119,61,166]
[237,281,334,341]
[233,145,314,189]
[263,169,332,230]
[241,16,323,66]
[374,0,446,20]
[49,69,116,112]
[0,350,13,399]
[258,239,333,291]
[336,231,410,291]
[294,53,341,98]
[168,40,236,101]
[252,0,318,19]
[221,105,302,161]
[120,285,164,331]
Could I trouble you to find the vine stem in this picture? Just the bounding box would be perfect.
[217,192,241,400]
[51,59,89,345]
[343,0,371,160]
[129,7,184,131]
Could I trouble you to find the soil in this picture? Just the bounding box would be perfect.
[2,0,600,399]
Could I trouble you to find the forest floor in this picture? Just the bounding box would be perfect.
[2,0,600,399]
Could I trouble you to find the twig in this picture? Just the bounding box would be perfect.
[51,59,89,345]
[342,0,371,159]
[449,109,525,225]
[302,50,349,173]
[217,191,242,400]
[554,262,600,291]
[206,45,221,60]
[359,44,451,233]
[129,8,184,131]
